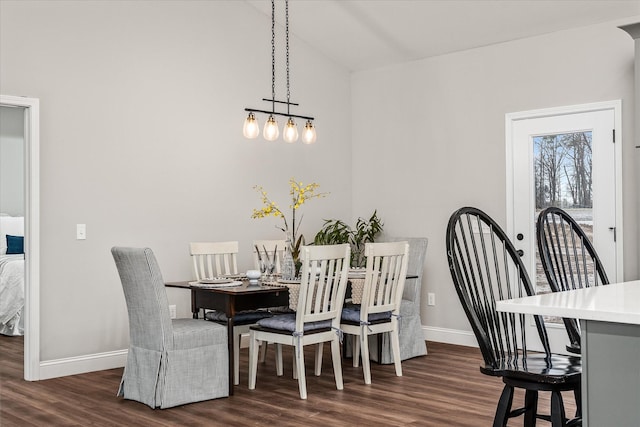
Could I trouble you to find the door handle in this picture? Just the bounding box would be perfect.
[609,227,617,242]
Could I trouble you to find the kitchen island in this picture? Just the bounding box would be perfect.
[496,280,640,427]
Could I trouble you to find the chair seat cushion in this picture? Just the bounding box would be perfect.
[253,313,331,333]
[482,353,582,385]
[205,310,272,325]
[341,304,391,324]
[171,318,228,350]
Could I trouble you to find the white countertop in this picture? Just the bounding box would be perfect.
[496,280,640,325]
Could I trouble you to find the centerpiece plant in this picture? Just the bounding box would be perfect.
[252,178,328,275]
[313,211,383,267]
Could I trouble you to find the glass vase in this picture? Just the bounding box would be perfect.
[282,241,296,280]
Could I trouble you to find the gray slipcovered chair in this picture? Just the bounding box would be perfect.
[111,247,229,408]
[378,237,428,363]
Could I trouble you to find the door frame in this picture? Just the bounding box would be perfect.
[505,100,624,283]
[0,94,40,380]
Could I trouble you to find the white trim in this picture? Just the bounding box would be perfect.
[613,100,624,281]
[39,350,128,380]
[505,100,624,280]
[0,94,40,381]
[506,100,622,121]
[422,326,478,348]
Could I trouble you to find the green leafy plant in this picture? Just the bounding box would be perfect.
[313,210,383,267]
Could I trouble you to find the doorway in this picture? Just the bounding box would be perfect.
[506,100,622,352]
[0,95,40,380]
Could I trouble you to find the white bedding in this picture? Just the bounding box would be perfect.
[0,254,24,336]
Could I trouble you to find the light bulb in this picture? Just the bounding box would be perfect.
[302,120,317,144]
[242,112,260,139]
[263,115,279,141]
[283,117,298,143]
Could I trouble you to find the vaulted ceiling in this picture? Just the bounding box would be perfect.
[246,0,640,71]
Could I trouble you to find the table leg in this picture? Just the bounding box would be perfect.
[191,291,198,319]
[226,317,235,395]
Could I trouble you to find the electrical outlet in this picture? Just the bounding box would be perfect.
[169,305,177,319]
[427,293,436,306]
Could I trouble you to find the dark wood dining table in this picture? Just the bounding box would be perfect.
[166,273,418,395]
[165,280,289,395]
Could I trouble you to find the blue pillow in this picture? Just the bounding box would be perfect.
[6,235,24,254]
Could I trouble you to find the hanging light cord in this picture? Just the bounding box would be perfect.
[271,0,276,114]
[286,0,291,116]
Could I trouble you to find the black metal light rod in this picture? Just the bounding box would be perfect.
[261,98,300,107]
[244,107,314,121]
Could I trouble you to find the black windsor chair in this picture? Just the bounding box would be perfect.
[536,206,610,354]
[446,207,582,427]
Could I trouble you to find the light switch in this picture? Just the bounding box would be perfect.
[76,224,86,240]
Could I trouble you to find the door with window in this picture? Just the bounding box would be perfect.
[506,101,622,353]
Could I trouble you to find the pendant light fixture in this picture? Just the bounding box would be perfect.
[302,120,317,144]
[242,112,260,139]
[242,0,316,144]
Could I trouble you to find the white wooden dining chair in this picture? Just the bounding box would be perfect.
[248,244,350,399]
[252,239,287,274]
[190,241,270,386]
[189,241,239,280]
[341,241,409,384]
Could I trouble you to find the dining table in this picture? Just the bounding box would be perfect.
[166,270,418,395]
[496,280,640,427]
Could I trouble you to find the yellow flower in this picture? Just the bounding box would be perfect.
[252,179,328,247]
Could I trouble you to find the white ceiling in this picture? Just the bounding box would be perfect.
[246,0,640,71]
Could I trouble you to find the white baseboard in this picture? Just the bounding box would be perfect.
[36,327,476,380]
[423,325,478,348]
[39,349,127,380]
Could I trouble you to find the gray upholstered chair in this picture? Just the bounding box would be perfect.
[111,247,229,408]
[377,237,428,363]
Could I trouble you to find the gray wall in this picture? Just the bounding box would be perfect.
[351,18,639,334]
[1,0,638,366]
[0,1,352,361]
[0,106,25,216]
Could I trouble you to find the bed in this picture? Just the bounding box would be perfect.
[0,254,24,335]
[0,215,25,336]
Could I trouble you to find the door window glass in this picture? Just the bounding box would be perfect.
[533,132,593,305]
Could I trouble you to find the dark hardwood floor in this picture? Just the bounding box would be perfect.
[0,336,576,426]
